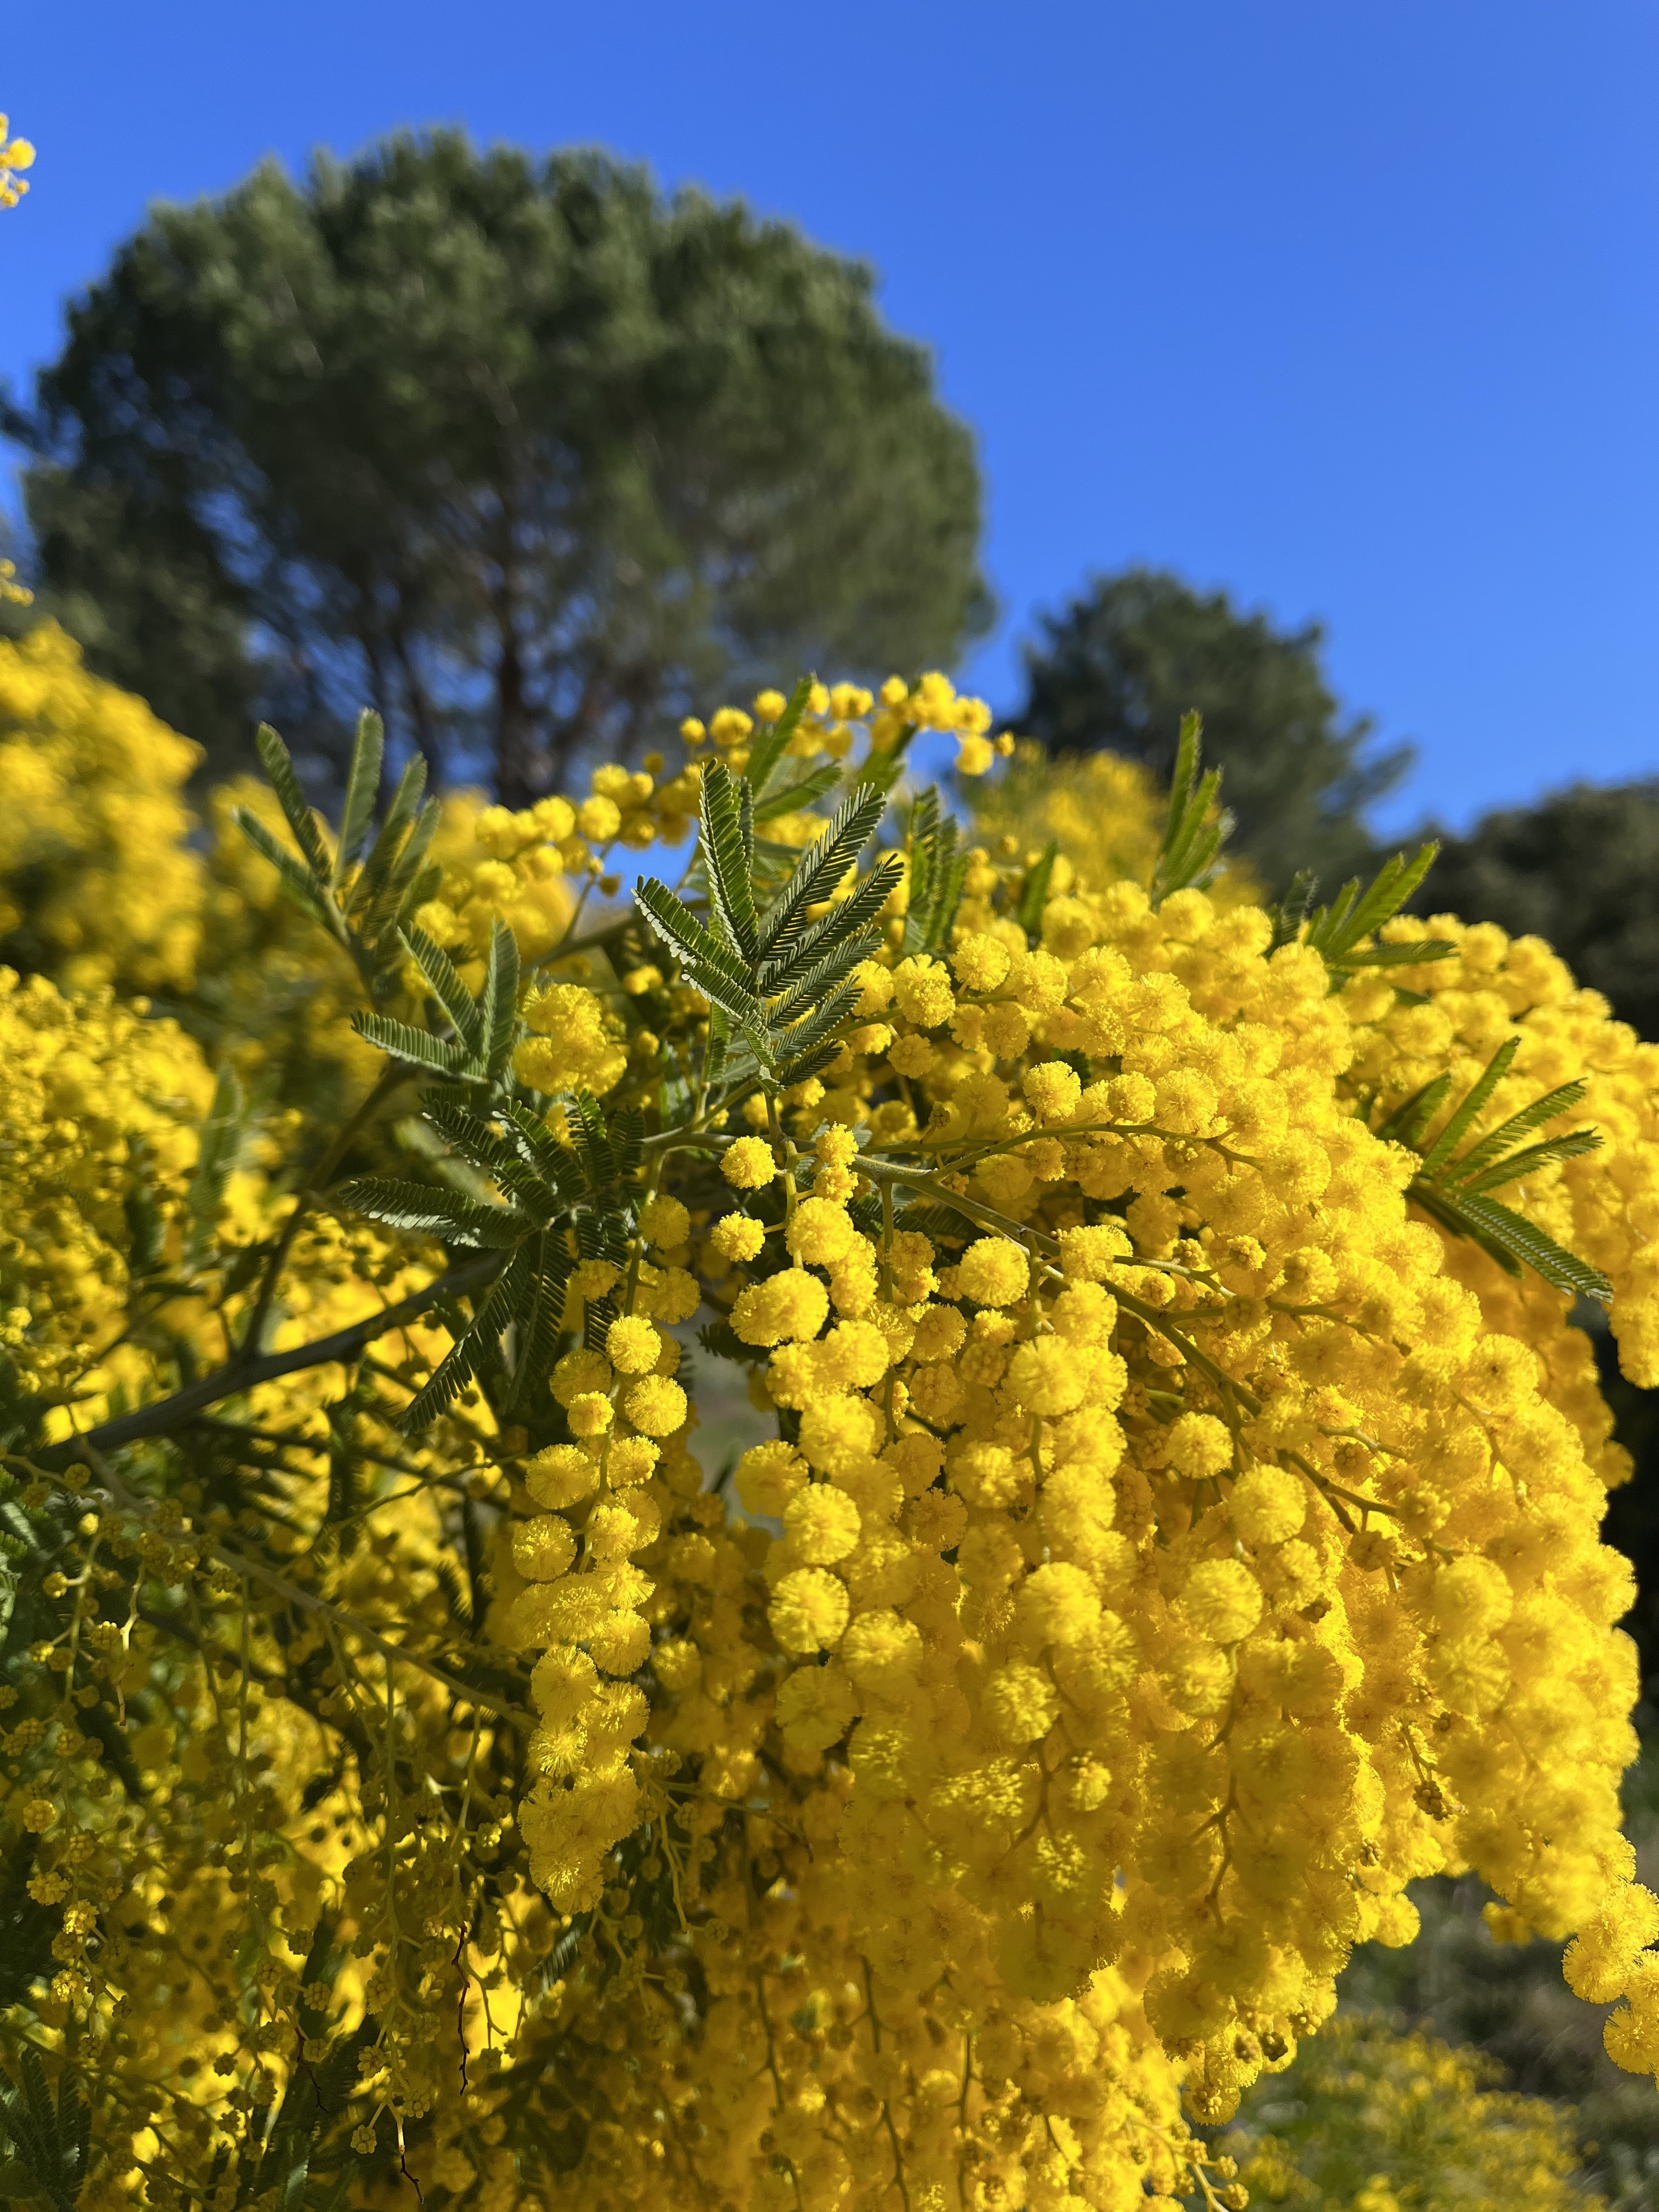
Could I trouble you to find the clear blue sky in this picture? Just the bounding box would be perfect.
[2,1,1654,834]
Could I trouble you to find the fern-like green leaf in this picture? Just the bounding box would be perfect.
[756,785,886,960]
[1418,1039,1521,1173]
[1014,840,1058,941]
[352,1012,470,1077]
[0,2046,91,2212]
[255,722,332,883]
[701,763,761,960]
[743,674,816,799]
[1296,843,1456,982]
[482,919,522,1081]
[234,809,334,929]
[333,709,385,886]
[1439,1076,1591,1186]
[754,763,840,822]
[506,1231,573,1414]
[1410,1184,1612,1303]
[634,878,761,1015]
[338,1177,533,1249]
[401,924,483,1056]
[1457,1127,1602,1195]
[1151,712,1232,906]
[902,787,969,955]
[760,859,899,998]
[398,1255,522,1432]
[1374,1073,1454,1152]
[1383,1040,1611,1302]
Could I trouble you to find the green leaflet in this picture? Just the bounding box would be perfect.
[742,674,816,800]
[346,1088,642,1431]
[237,713,444,1008]
[0,2046,91,2212]
[1273,844,1456,989]
[1151,712,1232,907]
[332,708,385,886]
[1376,1038,1611,1302]
[351,919,522,1096]
[635,745,900,1084]
[336,1177,535,1249]
[902,787,970,957]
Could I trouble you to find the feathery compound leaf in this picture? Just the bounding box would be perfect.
[859,721,919,797]
[420,1099,553,1210]
[1300,844,1456,980]
[499,1100,588,1199]
[1457,1127,1604,1195]
[888,1200,979,1243]
[401,924,484,1057]
[634,879,760,1014]
[757,785,887,958]
[1418,1039,1520,1174]
[398,1256,521,1432]
[333,709,385,884]
[1307,844,1437,958]
[743,674,816,799]
[234,809,333,928]
[754,762,840,822]
[1440,1077,1592,1186]
[482,919,522,1081]
[1410,1184,1613,1304]
[768,934,878,1032]
[759,857,900,996]
[337,1177,532,1249]
[1152,712,1231,906]
[348,757,433,925]
[700,763,760,960]
[902,786,968,955]
[420,1099,520,1178]
[255,723,332,884]
[1269,867,1320,952]
[1373,1073,1453,1152]
[771,979,862,1076]
[352,1012,470,1077]
[1,2048,89,2212]
[506,1231,573,1414]
[1387,1041,1611,1301]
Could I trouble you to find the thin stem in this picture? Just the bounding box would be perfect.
[59,1255,502,1457]
[77,1442,529,1726]
[240,1063,411,1358]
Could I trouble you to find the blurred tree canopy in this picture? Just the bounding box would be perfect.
[1417,782,1659,1045]
[8,131,989,801]
[1013,567,1408,891]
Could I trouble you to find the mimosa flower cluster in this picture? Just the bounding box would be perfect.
[0,656,1651,2211]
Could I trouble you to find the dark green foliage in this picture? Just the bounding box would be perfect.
[1150,711,1230,906]
[901,788,969,956]
[1015,567,1408,892]
[237,711,442,1012]
[637,762,902,1088]
[0,2047,91,2211]
[1411,780,1659,1043]
[353,918,521,1092]
[1273,843,1454,984]
[1374,1038,1611,1303]
[13,132,989,799]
